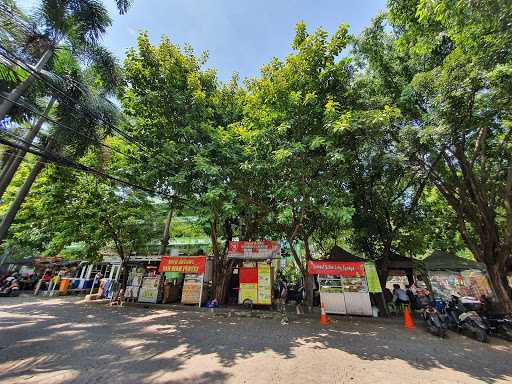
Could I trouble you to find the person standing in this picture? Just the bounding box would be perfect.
[277,276,289,324]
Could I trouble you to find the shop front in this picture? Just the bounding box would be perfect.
[227,240,280,307]
[159,256,208,306]
[308,260,382,316]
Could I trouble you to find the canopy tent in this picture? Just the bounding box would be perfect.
[422,251,493,300]
[376,252,416,286]
[422,251,484,271]
[4,257,35,266]
[379,252,415,270]
[327,246,366,262]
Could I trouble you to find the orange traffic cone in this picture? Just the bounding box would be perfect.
[403,305,415,329]
[320,304,329,325]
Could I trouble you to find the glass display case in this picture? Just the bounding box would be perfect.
[319,275,372,316]
[319,276,347,314]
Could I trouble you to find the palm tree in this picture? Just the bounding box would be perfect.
[0,0,131,121]
[0,57,120,243]
[0,44,122,201]
[0,0,128,199]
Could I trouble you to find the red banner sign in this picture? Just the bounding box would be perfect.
[307,261,365,277]
[227,240,280,259]
[159,256,206,274]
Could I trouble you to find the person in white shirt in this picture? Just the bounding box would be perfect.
[392,284,410,305]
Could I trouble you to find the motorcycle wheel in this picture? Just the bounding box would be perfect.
[499,325,512,341]
[475,328,489,343]
[427,324,438,336]
[242,299,254,311]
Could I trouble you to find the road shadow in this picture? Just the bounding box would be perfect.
[0,296,511,383]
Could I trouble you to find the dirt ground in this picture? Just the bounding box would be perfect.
[0,295,511,384]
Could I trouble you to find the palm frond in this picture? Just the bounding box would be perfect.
[115,0,133,15]
[0,0,42,55]
[0,60,21,84]
[38,0,112,45]
[69,0,112,45]
[72,42,124,92]
[36,0,67,41]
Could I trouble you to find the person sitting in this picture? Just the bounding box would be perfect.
[383,287,397,315]
[392,284,410,307]
[405,284,417,309]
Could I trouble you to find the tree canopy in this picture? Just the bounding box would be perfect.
[1,0,511,308]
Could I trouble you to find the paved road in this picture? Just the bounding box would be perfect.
[0,295,511,384]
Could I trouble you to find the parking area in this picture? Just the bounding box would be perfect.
[0,295,511,384]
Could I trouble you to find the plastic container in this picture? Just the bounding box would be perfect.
[59,279,71,294]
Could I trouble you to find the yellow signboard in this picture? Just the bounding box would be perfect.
[181,281,202,304]
[239,283,258,304]
[257,263,272,304]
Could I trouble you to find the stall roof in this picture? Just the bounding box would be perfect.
[327,246,366,262]
[6,257,34,266]
[376,252,415,270]
[423,251,485,271]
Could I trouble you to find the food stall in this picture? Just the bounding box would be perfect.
[307,261,382,316]
[138,266,162,303]
[423,251,494,300]
[159,256,207,306]
[227,241,280,306]
[238,262,272,305]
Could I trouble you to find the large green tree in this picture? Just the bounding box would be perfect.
[235,22,358,305]
[358,0,512,310]
[122,32,218,255]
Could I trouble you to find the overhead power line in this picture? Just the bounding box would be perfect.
[0,45,178,168]
[0,93,140,162]
[0,132,168,197]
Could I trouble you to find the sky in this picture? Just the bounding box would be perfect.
[21,0,387,82]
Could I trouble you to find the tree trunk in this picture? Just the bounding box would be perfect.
[1,148,17,174]
[486,262,512,313]
[302,236,314,309]
[210,217,235,304]
[288,239,306,277]
[0,157,46,243]
[0,49,53,122]
[213,266,233,304]
[377,242,392,289]
[158,206,174,256]
[0,97,56,201]
[120,257,129,291]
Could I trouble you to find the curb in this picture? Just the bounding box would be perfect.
[124,302,284,320]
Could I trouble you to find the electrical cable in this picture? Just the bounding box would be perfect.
[0,93,140,162]
[0,45,178,168]
[0,131,171,198]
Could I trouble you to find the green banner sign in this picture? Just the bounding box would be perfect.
[364,262,382,293]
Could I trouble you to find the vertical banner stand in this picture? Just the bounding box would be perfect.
[198,273,204,308]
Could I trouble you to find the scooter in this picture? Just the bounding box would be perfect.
[0,281,20,297]
[476,295,512,341]
[420,302,448,337]
[479,312,512,341]
[446,295,489,342]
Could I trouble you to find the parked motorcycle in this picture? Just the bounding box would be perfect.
[0,279,20,297]
[446,295,489,342]
[420,303,448,337]
[480,313,512,341]
[475,295,512,341]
